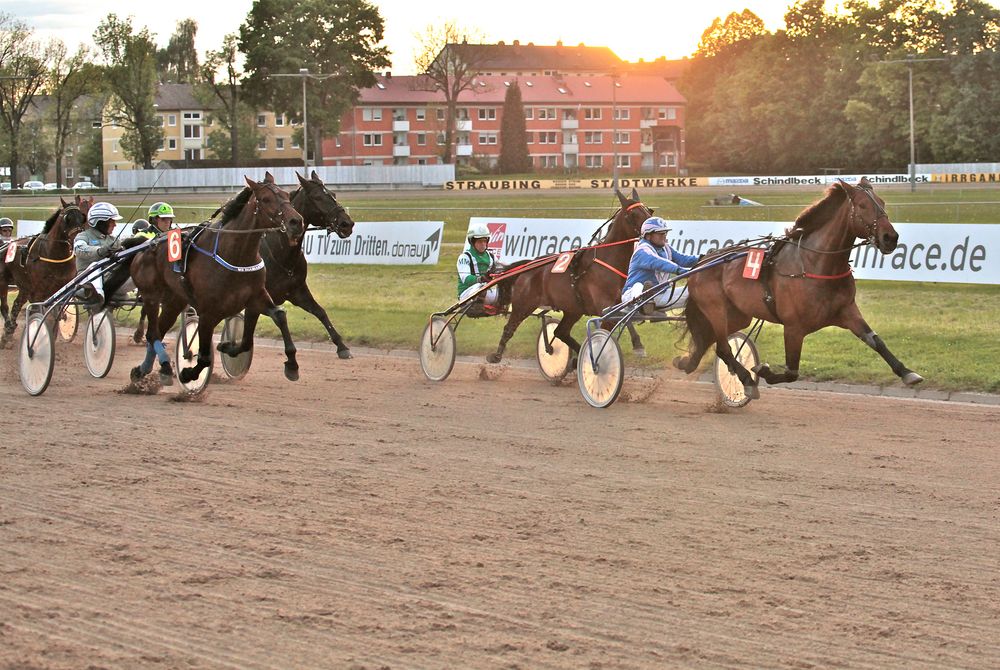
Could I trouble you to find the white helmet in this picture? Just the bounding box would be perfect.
[467,223,490,243]
[87,202,123,226]
[640,216,671,237]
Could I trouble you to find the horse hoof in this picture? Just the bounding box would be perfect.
[337,349,352,360]
[745,383,761,400]
[903,371,924,386]
[133,332,144,344]
[632,347,646,358]
[216,342,234,355]
[284,365,300,382]
[486,353,502,364]
[179,368,196,383]
[130,366,143,382]
[672,356,686,370]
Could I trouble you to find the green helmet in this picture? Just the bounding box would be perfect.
[148,202,175,219]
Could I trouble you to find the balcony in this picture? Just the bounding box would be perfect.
[393,145,410,157]
[456,143,473,156]
[392,120,409,132]
[640,118,657,129]
[561,119,579,130]
[455,119,472,132]
[561,144,579,154]
[640,143,654,153]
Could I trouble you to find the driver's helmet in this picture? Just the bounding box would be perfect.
[0,217,13,231]
[87,202,123,227]
[640,216,671,238]
[467,223,490,244]
[132,218,152,233]
[147,202,175,220]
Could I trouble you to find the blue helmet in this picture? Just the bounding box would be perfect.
[640,216,671,237]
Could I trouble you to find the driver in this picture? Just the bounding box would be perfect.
[101,203,179,308]
[622,216,699,314]
[73,201,127,307]
[145,201,177,236]
[456,223,499,316]
[0,217,13,241]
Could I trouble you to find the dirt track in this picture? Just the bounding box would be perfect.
[1,339,999,669]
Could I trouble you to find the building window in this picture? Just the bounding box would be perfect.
[538,131,557,144]
[183,124,201,139]
[363,133,382,146]
[92,120,102,128]
[614,108,630,121]
[524,107,533,120]
[436,108,446,121]
[537,108,556,120]
[156,115,165,127]
[416,108,426,121]
[614,131,629,144]
[526,132,534,144]
[182,111,201,121]
[393,108,406,121]
[585,155,603,168]
[584,108,602,120]
[183,148,201,160]
[335,136,341,148]
[256,114,266,127]
[362,108,382,122]
[563,109,577,121]
[539,155,558,168]
[65,167,74,179]
[478,108,496,121]
[258,138,267,150]
[291,137,300,149]
[617,155,631,168]
[436,132,446,145]
[167,114,177,126]
[417,133,426,146]
[276,138,285,150]
[112,140,118,153]
[563,132,576,144]
[275,114,284,127]
[168,139,177,150]
[659,107,677,120]
[417,158,427,165]
[477,133,497,145]
[584,131,603,145]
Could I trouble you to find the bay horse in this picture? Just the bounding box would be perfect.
[675,177,923,397]
[219,170,355,361]
[486,188,651,365]
[1,196,91,342]
[129,172,305,385]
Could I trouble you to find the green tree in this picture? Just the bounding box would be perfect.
[0,13,51,186]
[696,9,767,57]
[240,0,390,165]
[47,40,101,189]
[157,18,199,84]
[200,33,243,166]
[498,80,530,174]
[93,13,163,168]
[77,126,103,183]
[205,104,261,163]
[20,117,52,177]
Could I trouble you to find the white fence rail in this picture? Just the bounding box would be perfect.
[108,165,455,193]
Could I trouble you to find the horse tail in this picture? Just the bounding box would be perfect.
[678,292,713,365]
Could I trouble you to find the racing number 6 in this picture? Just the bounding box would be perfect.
[167,229,182,262]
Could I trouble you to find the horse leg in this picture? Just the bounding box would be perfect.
[839,305,923,386]
[487,304,533,364]
[1,283,8,324]
[3,290,26,339]
[178,313,216,385]
[288,285,351,359]
[217,309,257,357]
[262,304,299,381]
[755,327,805,386]
[133,311,146,344]
[626,322,645,357]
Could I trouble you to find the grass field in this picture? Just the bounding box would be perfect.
[2,184,998,393]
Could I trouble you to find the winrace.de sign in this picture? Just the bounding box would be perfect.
[302,221,443,265]
[474,217,1000,284]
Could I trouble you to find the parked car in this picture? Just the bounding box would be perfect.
[0,183,11,191]
[72,181,96,190]
[22,180,45,191]
[43,183,61,190]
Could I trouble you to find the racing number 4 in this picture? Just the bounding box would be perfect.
[743,248,764,280]
[167,229,182,262]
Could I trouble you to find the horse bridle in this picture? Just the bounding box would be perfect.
[847,184,888,245]
[251,182,297,234]
[31,204,85,263]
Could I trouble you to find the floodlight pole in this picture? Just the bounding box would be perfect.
[269,68,338,169]
[882,55,946,192]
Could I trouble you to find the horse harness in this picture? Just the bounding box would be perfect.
[567,201,647,312]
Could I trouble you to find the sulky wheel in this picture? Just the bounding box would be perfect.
[714,331,761,408]
[56,303,79,343]
[175,314,211,393]
[219,313,253,380]
[536,318,572,383]
[577,328,624,409]
[419,317,456,382]
[18,312,55,396]
[83,309,116,379]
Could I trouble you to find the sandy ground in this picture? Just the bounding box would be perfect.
[1,337,998,669]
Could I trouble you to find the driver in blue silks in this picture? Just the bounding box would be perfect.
[622,216,698,313]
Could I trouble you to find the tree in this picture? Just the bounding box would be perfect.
[240,0,390,165]
[93,13,163,168]
[47,40,101,188]
[414,22,492,164]
[205,104,261,163]
[200,33,243,166]
[696,9,768,57]
[20,117,52,177]
[158,19,199,84]
[77,126,103,183]
[0,13,51,186]
[498,81,530,174]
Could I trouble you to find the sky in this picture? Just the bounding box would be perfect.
[3,0,998,74]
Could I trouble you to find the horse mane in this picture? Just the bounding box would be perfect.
[42,208,60,233]
[212,187,253,226]
[787,184,846,241]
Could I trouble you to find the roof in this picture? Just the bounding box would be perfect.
[358,73,685,106]
[625,58,693,82]
[154,83,210,111]
[443,41,622,72]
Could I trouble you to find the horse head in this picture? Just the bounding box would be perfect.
[613,187,654,240]
[295,170,355,239]
[53,197,88,239]
[244,172,305,244]
[837,178,898,253]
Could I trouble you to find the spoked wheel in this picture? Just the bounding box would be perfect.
[714,331,761,408]
[56,303,79,343]
[577,328,624,409]
[419,317,456,382]
[536,318,572,383]
[18,312,55,396]
[175,314,211,393]
[83,309,116,379]
[219,313,253,380]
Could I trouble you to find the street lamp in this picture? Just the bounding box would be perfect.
[882,55,946,192]
[269,68,338,168]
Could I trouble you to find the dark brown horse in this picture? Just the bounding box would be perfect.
[129,172,304,385]
[219,170,355,361]
[1,196,91,342]
[486,188,651,364]
[675,177,923,397]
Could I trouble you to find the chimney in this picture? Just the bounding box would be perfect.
[513,39,520,46]
[498,40,505,45]
[385,71,392,79]
[556,40,563,48]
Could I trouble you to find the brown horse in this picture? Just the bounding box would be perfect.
[129,172,304,385]
[486,188,651,365]
[675,177,923,397]
[1,196,91,342]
